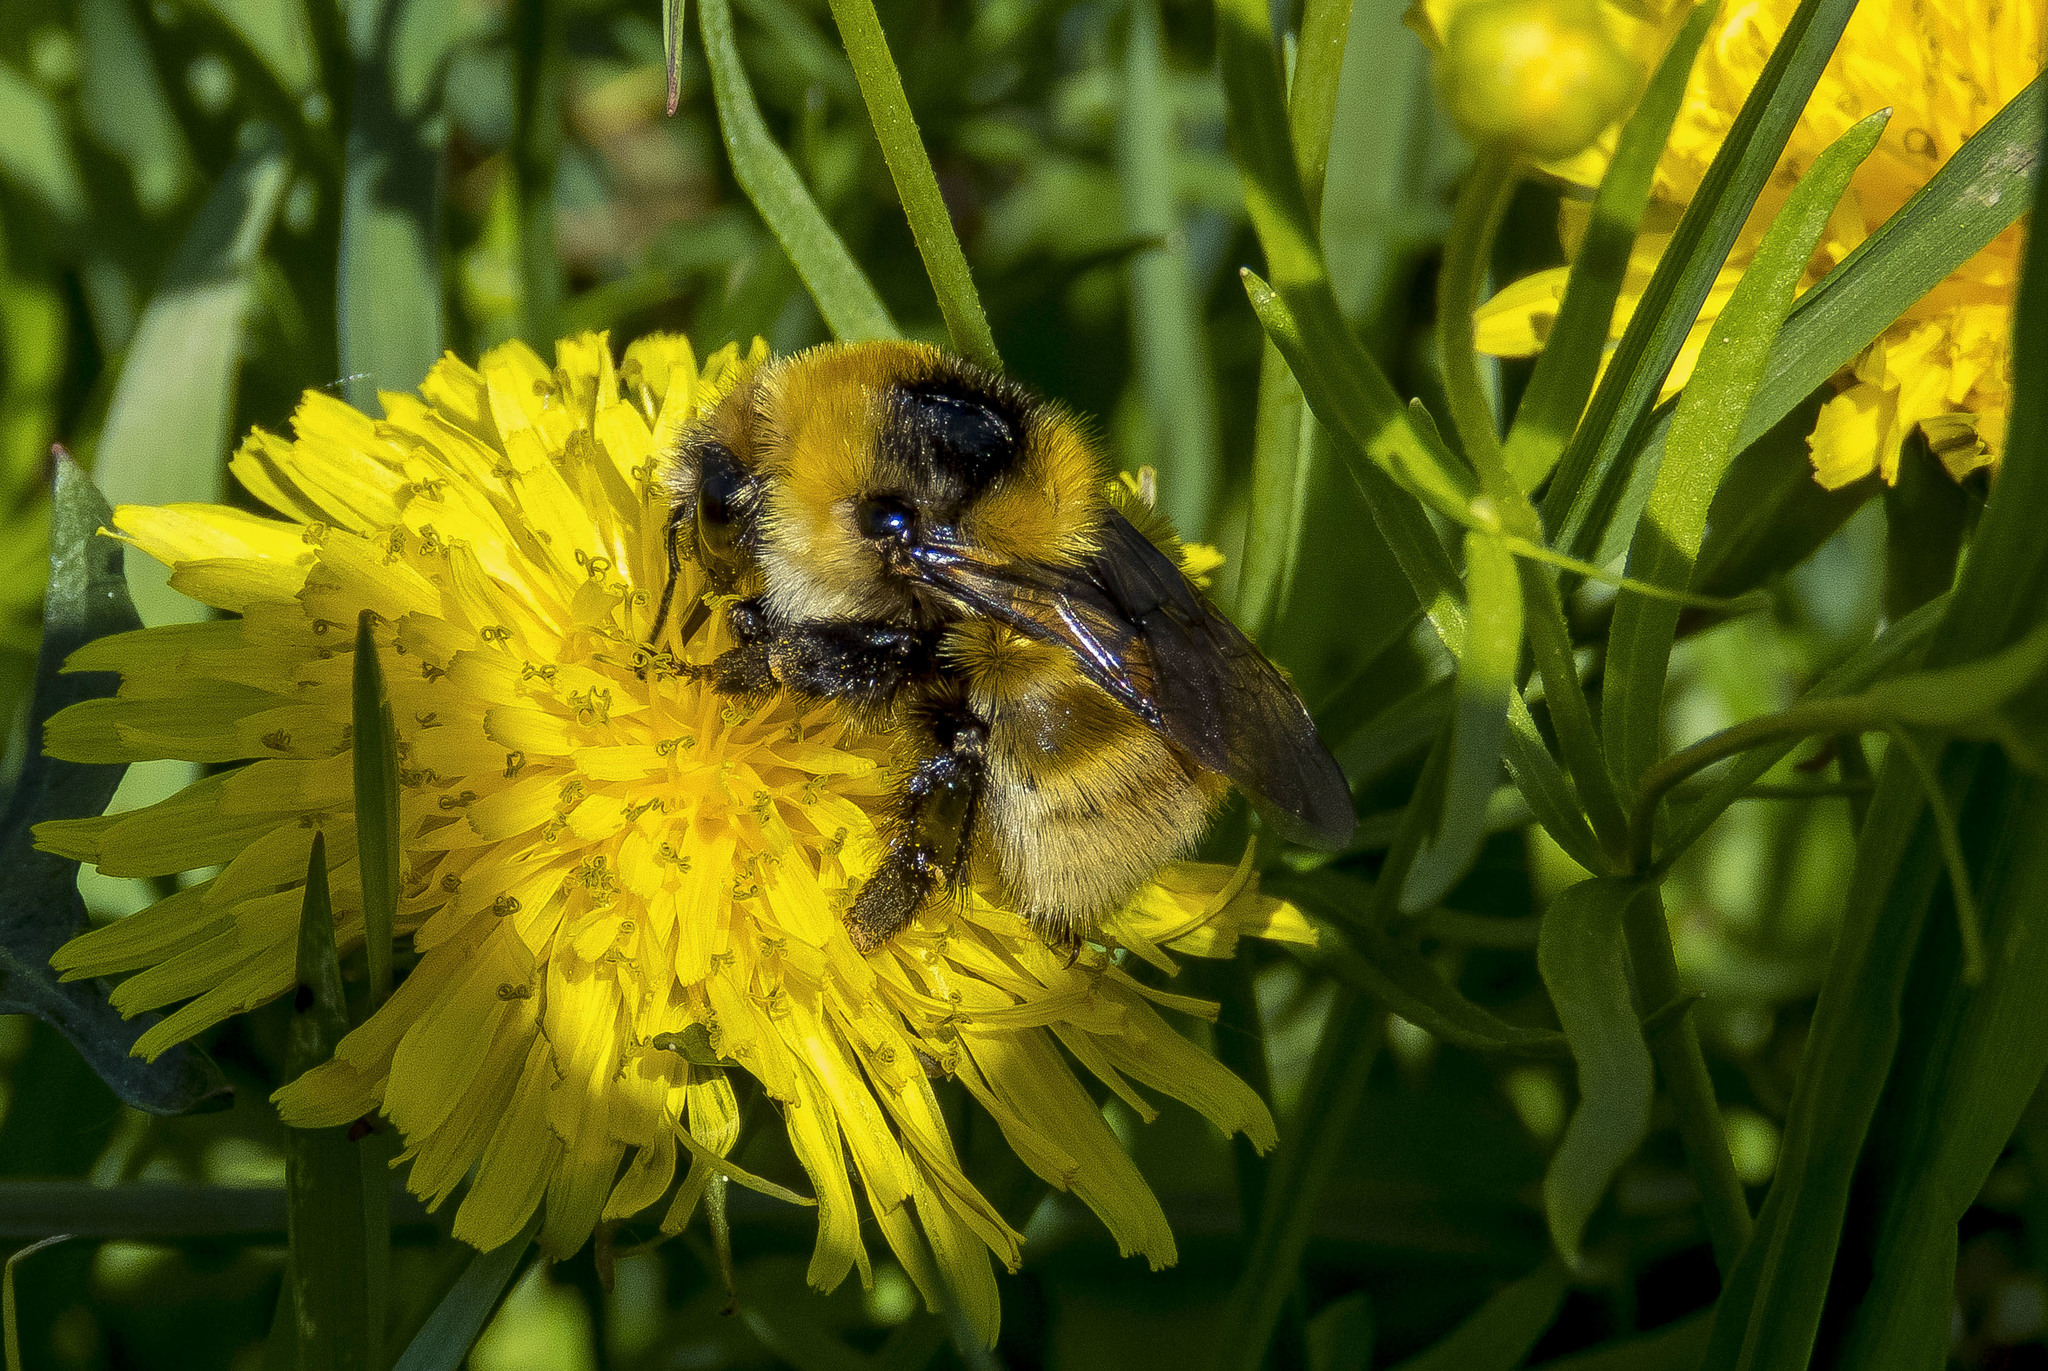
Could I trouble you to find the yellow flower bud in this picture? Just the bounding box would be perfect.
[1438,0,1641,161]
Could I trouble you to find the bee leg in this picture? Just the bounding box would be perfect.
[848,711,988,952]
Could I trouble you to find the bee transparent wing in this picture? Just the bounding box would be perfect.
[912,511,1355,849]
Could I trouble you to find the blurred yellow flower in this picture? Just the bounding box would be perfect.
[1473,0,2040,488]
[34,331,1310,1342]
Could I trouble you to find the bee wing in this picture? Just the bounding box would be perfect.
[911,510,1355,849]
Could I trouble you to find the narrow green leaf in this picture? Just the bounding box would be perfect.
[1837,778,2048,1368]
[353,611,399,1009]
[1498,0,1720,490]
[391,1216,541,1371]
[1655,595,1946,867]
[78,0,192,214]
[1692,394,1872,598]
[823,0,998,369]
[1707,92,2048,1366]
[285,833,375,1371]
[339,0,455,412]
[0,66,86,223]
[1213,992,1385,1371]
[1305,1292,1375,1371]
[1236,343,1307,641]
[1288,0,1356,223]
[1404,534,1522,911]
[1119,0,1223,538]
[1622,74,2041,568]
[664,0,687,113]
[1604,110,1889,793]
[1283,870,1568,1055]
[1387,1258,1569,1371]
[3,458,228,1114]
[4,1236,70,1371]
[1538,879,1654,1269]
[1881,434,1969,619]
[1884,726,1984,983]
[1541,0,1862,563]
[510,0,565,344]
[1528,1311,1712,1371]
[1436,149,1518,475]
[94,129,290,627]
[701,0,899,345]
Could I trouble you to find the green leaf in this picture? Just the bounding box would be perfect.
[1118,0,1223,538]
[78,0,193,214]
[0,65,86,224]
[823,0,998,369]
[1235,344,1309,639]
[1655,595,1946,866]
[339,0,457,412]
[1497,0,1719,490]
[1603,110,1889,793]
[1605,73,2042,570]
[1213,991,1385,1371]
[1707,91,2048,1366]
[663,0,686,113]
[1528,1312,1712,1371]
[283,833,376,1371]
[1881,434,1970,619]
[509,0,566,344]
[353,611,399,1010]
[1386,1258,1569,1371]
[1403,533,1522,911]
[94,128,290,626]
[1538,879,1654,1269]
[391,1217,541,1371]
[1692,393,1872,599]
[701,0,899,345]
[0,457,228,1115]
[1541,0,1863,564]
[1305,1292,1375,1371]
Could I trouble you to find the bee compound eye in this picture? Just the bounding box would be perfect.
[855,493,918,542]
[694,444,747,557]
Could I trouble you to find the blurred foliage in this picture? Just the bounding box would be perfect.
[0,0,2043,1369]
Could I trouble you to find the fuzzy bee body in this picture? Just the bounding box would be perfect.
[657,341,1351,950]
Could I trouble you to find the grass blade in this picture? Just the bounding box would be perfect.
[823,0,997,368]
[1119,0,1223,537]
[1388,1258,1569,1371]
[1604,111,1888,794]
[701,0,899,344]
[1402,532,1522,911]
[1497,0,1720,491]
[1235,344,1306,642]
[1619,74,2042,565]
[338,0,454,411]
[510,0,565,344]
[94,128,289,626]
[1287,0,1356,222]
[284,833,376,1371]
[1212,989,1385,1371]
[391,1216,541,1371]
[1538,879,1654,1268]
[1540,0,1863,563]
[1705,112,2048,1366]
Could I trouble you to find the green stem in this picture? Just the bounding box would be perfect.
[1436,147,1517,476]
[825,0,1000,370]
[1622,891,1753,1275]
[1884,726,1985,984]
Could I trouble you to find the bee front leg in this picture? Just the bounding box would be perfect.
[848,710,988,952]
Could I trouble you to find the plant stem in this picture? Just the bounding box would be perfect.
[1622,891,1753,1274]
[825,0,1000,370]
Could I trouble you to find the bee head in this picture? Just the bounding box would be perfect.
[691,342,1101,624]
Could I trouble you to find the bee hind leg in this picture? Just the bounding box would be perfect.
[848,710,987,952]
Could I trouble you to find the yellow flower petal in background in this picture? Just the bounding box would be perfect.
[1476,0,2041,488]
[36,329,1313,1346]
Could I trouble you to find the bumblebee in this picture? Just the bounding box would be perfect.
[653,341,1352,951]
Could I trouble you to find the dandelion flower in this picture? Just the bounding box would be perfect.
[35,331,1313,1341]
[1473,0,2039,487]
